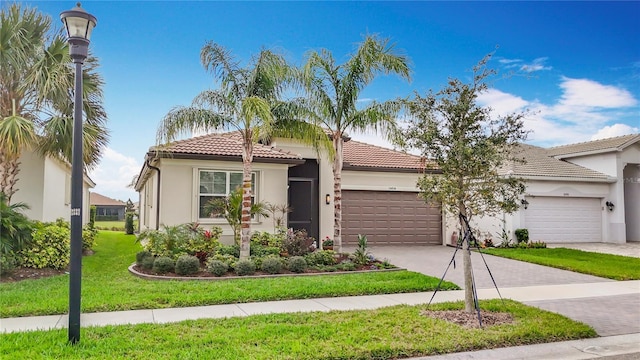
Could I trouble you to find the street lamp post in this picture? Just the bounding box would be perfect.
[60,2,97,344]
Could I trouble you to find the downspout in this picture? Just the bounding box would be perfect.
[146,158,161,230]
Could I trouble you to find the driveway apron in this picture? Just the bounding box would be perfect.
[370,246,640,336]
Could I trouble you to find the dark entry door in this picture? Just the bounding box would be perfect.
[288,178,319,242]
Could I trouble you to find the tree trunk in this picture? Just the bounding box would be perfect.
[0,151,20,204]
[332,133,344,252]
[239,138,254,261]
[459,202,475,313]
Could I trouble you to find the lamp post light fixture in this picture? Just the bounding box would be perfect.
[605,201,615,212]
[520,199,529,210]
[60,2,97,344]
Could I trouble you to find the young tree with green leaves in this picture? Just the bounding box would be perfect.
[0,4,109,203]
[401,54,528,312]
[156,42,328,260]
[204,187,269,245]
[299,35,411,252]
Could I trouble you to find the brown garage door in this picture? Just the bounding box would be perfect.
[342,190,442,246]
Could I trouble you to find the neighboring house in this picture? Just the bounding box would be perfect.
[134,132,442,246]
[89,192,126,221]
[11,148,95,225]
[469,134,640,244]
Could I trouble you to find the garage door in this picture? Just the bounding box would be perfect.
[524,197,602,242]
[342,190,442,246]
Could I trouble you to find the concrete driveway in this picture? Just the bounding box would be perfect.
[370,245,640,336]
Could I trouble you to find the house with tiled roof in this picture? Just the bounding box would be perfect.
[135,132,442,246]
[89,192,127,221]
[471,134,639,244]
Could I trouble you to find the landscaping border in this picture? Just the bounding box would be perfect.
[128,263,404,281]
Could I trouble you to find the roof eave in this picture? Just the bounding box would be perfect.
[145,151,305,165]
[517,174,616,183]
[343,164,441,174]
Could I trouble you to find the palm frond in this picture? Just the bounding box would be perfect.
[156,106,230,144]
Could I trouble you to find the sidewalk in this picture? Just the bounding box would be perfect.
[2,281,640,359]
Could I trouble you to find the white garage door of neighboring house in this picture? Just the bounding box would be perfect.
[342,190,442,246]
[524,197,602,242]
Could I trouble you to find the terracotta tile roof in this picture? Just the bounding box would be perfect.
[501,144,612,181]
[154,132,302,160]
[90,192,126,206]
[547,134,640,158]
[342,140,432,171]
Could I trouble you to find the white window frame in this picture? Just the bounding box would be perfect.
[196,169,259,223]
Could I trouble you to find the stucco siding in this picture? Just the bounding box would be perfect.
[12,150,45,220]
[41,157,70,222]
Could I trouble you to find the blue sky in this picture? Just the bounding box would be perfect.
[19,1,640,201]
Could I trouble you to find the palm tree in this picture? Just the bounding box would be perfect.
[299,35,411,252]
[0,3,109,204]
[157,42,328,260]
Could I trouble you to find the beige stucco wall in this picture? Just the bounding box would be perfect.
[12,149,92,224]
[141,158,290,244]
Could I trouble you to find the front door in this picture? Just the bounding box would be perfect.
[287,178,319,242]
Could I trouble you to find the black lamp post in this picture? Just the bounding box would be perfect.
[60,2,97,344]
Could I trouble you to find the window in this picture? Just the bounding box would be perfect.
[198,170,256,219]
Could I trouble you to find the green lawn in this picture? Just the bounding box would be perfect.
[0,231,458,318]
[93,220,137,231]
[482,248,640,280]
[0,300,595,360]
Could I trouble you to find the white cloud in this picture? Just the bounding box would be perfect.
[558,77,637,108]
[591,124,639,140]
[477,89,528,116]
[520,57,552,73]
[499,58,522,64]
[88,147,141,202]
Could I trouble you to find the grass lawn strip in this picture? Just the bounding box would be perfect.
[0,231,458,318]
[0,300,596,360]
[482,248,640,280]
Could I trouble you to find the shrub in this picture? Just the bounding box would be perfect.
[0,253,17,276]
[137,223,221,259]
[515,228,529,243]
[206,259,229,276]
[141,255,155,269]
[82,225,97,251]
[136,250,153,266]
[209,253,238,270]
[89,205,96,228]
[305,250,336,267]
[235,259,256,276]
[337,261,356,271]
[322,237,333,248]
[282,229,316,257]
[19,222,70,269]
[217,244,240,257]
[152,256,175,274]
[250,244,280,257]
[251,231,285,248]
[261,256,283,274]
[175,255,200,275]
[125,212,135,235]
[288,256,307,273]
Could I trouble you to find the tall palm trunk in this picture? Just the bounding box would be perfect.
[459,201,475,313]
[0,152,20,204]
[240,136,254,260]
[332,132,344,252]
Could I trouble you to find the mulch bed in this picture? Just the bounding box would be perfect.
[421,309,514,328]
[0,267,67,283]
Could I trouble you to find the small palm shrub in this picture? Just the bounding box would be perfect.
[153,256,175,274]
[261,256,283,274]
[353,234,371,265]
[0,193,33,256]
[175,255,200,275]
[206,259,229,276]
[235,259,256,276]
[288,256,307,273]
